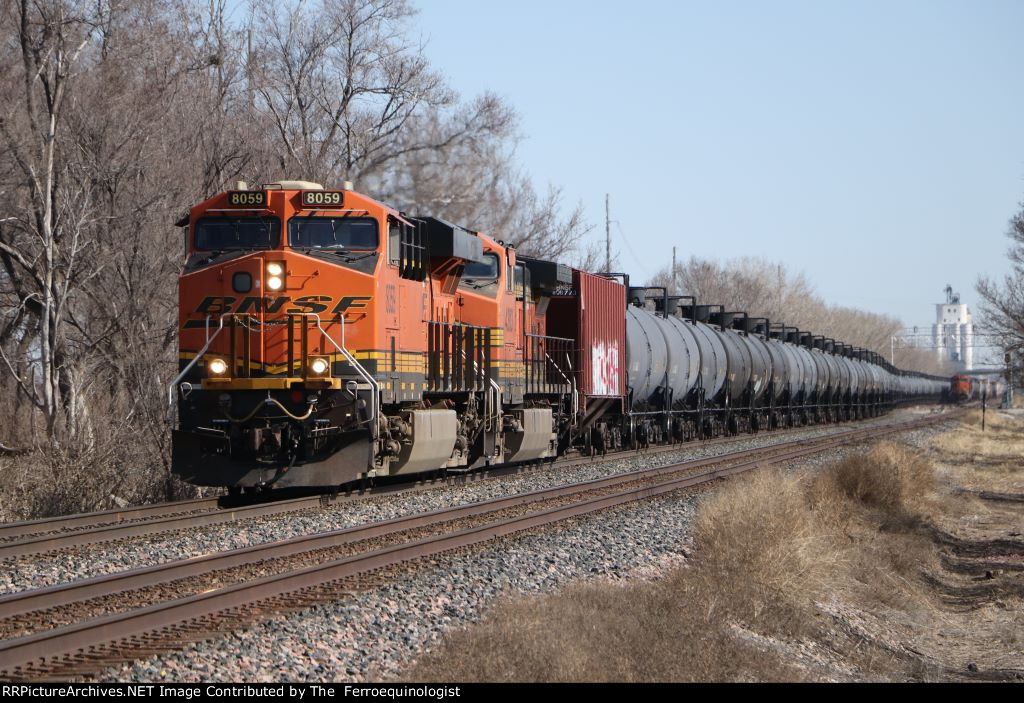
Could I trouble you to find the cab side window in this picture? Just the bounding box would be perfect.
[389,217,426,281]
[388,221,401,266]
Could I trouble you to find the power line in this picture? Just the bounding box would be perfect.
[614,220,652,278]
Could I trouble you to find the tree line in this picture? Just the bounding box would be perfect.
[646,256,956,376]
[0,0,590,517]
[0,0,992,519]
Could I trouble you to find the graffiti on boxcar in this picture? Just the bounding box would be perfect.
[591,341,621,396]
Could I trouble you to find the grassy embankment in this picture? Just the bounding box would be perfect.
[406,409,1024,682]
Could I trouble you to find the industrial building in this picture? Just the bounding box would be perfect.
[932,286,973,372]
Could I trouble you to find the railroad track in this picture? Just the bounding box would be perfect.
[0,410,957,681]
[0,498,221,545]
[0,408,941,561]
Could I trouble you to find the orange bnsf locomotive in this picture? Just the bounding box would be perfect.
[171,181,948,493]
[171,181,582,492]
[949,374,1004,403]
[950,374,973,402]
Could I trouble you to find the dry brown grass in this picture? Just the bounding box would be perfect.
[823,443,934,514]
[0,433,198,521]
[404,426,1024,682]
[930,409,1024,495]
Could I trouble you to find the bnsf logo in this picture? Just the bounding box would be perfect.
[192,295,371,315]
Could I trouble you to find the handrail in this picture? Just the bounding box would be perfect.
[462,348,502,430]
[543,350,574,387]
[310,314,379,439]
[168,313,378,440]
[486,376,502,432]
[525,333,575,344]
[453,333,502,430]
[544,349,578,419]
[167,315,225,407]
[524,334,574,394]
[448,324,501,431]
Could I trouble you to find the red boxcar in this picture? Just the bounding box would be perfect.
[546,270,627,422]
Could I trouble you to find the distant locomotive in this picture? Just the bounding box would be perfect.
[951,374,973,402]
[170,182,949,492]
[950,374,1004,403]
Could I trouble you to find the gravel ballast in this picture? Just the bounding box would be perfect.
[98,419,952,682]
[1,410,950,596]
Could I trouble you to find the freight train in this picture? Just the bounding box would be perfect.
[950,374,1004,403]
[170,182,949,492]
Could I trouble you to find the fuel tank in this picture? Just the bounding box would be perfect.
[686,320,729,401]
[791,343,818,399]
[625,306,668,406]
[829,349,851,396]
[808,348,831,395]
[714,325,753,401]
[818,348,841,394]
[772,338,804,398]
[736,331,773,402]
[628,305,733,408]
[858,359,878,394]
[762,337,790,400]
[842,355,862,396]
[662,315,702,406]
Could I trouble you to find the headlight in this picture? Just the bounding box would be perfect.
[267,275,284,291]
[266,262,283,276]
[309,357,330,376]
[208,358,228,376]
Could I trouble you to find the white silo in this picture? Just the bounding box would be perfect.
[932,286,972,372]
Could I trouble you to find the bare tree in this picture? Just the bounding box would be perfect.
[0,0,99,440]
[0,0,595,518]
[367,106,591,259]
[976,199,1024,357]
[246,0,504,186]
[648,255,953,375]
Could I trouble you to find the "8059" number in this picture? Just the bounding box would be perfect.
[226,191,266,207]
[301,190,344,207]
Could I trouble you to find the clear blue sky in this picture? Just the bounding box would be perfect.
[414,0,1024,328]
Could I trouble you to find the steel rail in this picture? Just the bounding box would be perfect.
[0,410,943,560]
[0,498,222,542]
[0,494,344,561]
[0,411,956,679]
[0,419,909,621]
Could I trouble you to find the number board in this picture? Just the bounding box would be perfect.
[301,190,345,208]
[225,191,267,208]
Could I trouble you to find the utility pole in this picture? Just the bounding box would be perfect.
[672,246,677,294]
[605,194,611,272]
[1005,350,1014,408]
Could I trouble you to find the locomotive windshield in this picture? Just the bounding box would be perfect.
[463,252,499,279]
[289,217,378,250]
[195,217,280,250]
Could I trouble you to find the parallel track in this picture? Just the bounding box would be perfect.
[0,408,942,561]
[0,410,957,680]
[0,498,221,544]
